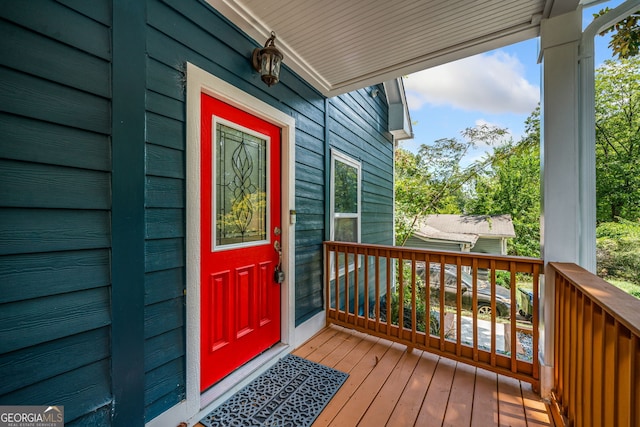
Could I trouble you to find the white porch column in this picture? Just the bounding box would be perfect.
[539,9,582,398]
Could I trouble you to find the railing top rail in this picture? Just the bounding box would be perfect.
[324,241,544,265]
[550,262,640,337]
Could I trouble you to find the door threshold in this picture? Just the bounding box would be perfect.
[199,343,290,412]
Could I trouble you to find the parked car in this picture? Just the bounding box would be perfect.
[424,264,515,317]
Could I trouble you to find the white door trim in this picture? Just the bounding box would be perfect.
[148,63,296,426]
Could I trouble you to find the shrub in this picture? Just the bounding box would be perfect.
[596,219,640,284]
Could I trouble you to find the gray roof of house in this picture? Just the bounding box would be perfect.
[415,214,516,239]
[413,224,478,245]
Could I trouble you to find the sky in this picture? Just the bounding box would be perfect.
[401,0,627,164]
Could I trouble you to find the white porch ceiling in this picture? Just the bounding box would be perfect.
[208,0,580,96]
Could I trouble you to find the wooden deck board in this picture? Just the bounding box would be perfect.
[414,356,457,425]
[327,341,406,426]
[357,348,422,426]
[196,325,551,427]
[442,361,476,426]
[385,350,438,427]
[471,367,499,427]
[313,334,390,426]
[498,375,528,427]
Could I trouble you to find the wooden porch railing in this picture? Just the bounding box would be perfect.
[550,262,640,427]
[324,241,542,389]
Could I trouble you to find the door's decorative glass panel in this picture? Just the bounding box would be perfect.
[215,122,267,247]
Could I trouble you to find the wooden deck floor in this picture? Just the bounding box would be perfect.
[197,324,551,427]
[294,325,551,427]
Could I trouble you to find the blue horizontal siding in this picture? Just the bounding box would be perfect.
[0,1,113,425]
[0,249,110,304]
[147,112,185,150]
[0,287,111,354]
[0,19,110,98]
[0,160,110,209]
[146,209,185,239]
[0,209,110,255]
[0,327,110,396]
[146,176,184,208]
[144,358,185,421]
[0,0,111,60]
[146,58,185,102]
[0,114,111,171]
[0,66,110,134]
[145,268,185,306]
[146,144,184,179]
[1,359,112,423]
[144,327,185,372]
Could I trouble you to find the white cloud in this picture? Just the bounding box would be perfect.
[404,51,539,114]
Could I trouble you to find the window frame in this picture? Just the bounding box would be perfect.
[329,150,362,280]
[329,149,362,243]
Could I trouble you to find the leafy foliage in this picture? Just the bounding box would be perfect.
[394,56,639,290]
[596,219,640,284]
[394,124,508,245]
[464,108,541,257]
[595,58,640,222]
[594,8,640,59]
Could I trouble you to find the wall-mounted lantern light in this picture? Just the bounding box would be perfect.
[252,31,284,87]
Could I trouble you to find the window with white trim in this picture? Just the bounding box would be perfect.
[330,150,361,243]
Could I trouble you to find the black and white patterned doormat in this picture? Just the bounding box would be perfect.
[200,354,348,427]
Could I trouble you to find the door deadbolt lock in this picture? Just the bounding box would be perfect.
[274,239,284,283]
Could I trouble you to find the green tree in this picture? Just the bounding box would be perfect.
[394,125,508,245]
[595,57,640,222]
[594,8,640,59]
[596,219,640,285]
[465,107,541,257]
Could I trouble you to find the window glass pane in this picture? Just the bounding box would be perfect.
[334,160,358,213]
[334,217,358,242]
[215,123,267,246]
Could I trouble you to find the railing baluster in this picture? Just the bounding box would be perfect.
[562,277,571,416]
[455,257,462,356]
[386,249,391,333]
[482,261,488,366]
[323,242,544,389]
[510,261,517,373]
[411,253,417,345]
[594,305,605,425]
[343,249,349,321]
[439,256,445,351]
[353,246,359,323]
[325,244,331,320]
[631,334,639,427]
[364,249,369,329]
[425,253,431,348]
[603,315,616,427]
[575,289,584,427]
[375,249,380,333]
[532,263,540,381]
[335,245,339,320]
[398,251,404,334]
[583,298,593,426]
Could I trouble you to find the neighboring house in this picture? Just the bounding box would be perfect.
[406,214,516,255]
[0,1,411,426]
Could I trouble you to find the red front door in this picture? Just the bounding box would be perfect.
[200,93,281,391]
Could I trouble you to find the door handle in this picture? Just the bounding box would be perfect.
[273,240,284,283]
